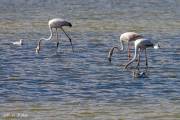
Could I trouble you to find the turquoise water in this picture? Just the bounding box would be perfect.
[0,0,180,119]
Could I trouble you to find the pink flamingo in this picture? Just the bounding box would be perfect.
[124,38,160,69]
[36,18,73,53]
[108,32,143,62]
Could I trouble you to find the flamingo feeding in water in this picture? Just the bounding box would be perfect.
[108,32,143,62]
[124,38,160,69]
[35,18,73,53]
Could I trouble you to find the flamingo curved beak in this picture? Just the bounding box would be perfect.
[108,56,112,62]
[35,47,40,54]
[35,43,41,54]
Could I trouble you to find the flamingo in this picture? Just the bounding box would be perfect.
[12,39,23,45]
[108,32,143,62]
[35,18,73,53]
[124,38,160,69]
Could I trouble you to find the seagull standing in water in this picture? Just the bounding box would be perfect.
[124,38,160,69]
[108,32,143,62]
[35,18,73,53]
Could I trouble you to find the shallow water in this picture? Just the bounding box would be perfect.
[0,0,180,120]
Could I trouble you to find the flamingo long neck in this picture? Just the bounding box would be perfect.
[36,26,53,53]
[40,25,53,41]
[48,26,53,40]
[125,46,139,68]
[108,47,120,62]
[120,39,124,51]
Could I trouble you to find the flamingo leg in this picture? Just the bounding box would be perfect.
[56,28,59,48]
[145,49,148,67]
[136,49,141,68]
[128,42,131,61]
[129,44,131,60]
[61,28,74,52]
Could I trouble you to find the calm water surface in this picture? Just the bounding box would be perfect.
[0,0,180,119]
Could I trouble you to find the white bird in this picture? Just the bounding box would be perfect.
[12,39,23,45]
[108,32,143,62]
[35,18,73,53]
[124,38,160,69]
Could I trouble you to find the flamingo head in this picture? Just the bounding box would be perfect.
[35,40,42,54]
[35,46,40,54]
[108,56,112,62]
